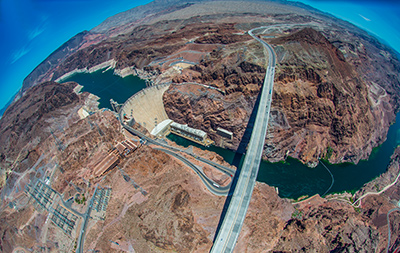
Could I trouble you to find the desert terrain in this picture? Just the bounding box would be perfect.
[1,0,400,252]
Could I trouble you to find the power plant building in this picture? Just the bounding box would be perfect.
[170,122,207,142]
[150,119,173,137]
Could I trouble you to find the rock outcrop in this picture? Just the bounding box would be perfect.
[21,32,89,95]
[272,201,379,252]
[15,0,400,166]
[0,81,81,173]
[265,28,378,164]
[2,1,400,251]
[164,26,400,165]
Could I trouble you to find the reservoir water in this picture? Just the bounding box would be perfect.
[63,68,400,199]
[62,68,148,109]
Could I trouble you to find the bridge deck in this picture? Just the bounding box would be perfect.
[210,29,276,253]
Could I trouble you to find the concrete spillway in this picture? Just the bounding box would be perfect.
[120,83,170,133]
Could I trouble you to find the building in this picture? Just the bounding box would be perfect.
[150,119,173,137]
[93,139,138,177]
[217,127,233,140]
[115,139,137,156]
[170,122,207,142]
[93,151,120,178]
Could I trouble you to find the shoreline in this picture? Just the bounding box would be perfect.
[55,62,400,200]
[55,59,117,83]
[55,60,157,84]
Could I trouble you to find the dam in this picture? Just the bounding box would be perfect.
[62,68,400,199]
[120,83,214,146]
[120,83,170,133]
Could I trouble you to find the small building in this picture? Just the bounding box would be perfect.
[115,139,137,156]
[77,107,90,119]
[123,139,137,151]
[150,119,173,137]
[217,127,233,140]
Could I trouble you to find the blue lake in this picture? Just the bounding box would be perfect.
[63,68,400,199]
[62,69,147,109]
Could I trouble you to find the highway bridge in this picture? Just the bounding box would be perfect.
[210,28,276,252]
[116,26,275,252]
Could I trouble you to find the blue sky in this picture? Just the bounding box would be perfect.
[294,0,400,52]
[0,0,399,112]
[0,0,152,111]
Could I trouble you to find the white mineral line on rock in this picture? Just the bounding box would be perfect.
[55,59,117,83]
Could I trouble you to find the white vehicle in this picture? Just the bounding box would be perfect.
[212,183,220,188]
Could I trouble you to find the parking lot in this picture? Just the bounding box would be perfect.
[50,204,78,235]
[25,180,57,211]
[93,187,111,214]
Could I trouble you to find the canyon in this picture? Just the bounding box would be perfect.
[1,80,399,251]
[18,1,400,166]
[1,0,400,251]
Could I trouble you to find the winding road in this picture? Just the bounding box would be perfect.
[154,147,231,196]
[118,26,276,252]
[122,121,235,195]
[387,207,400,253]
[352,170,400,207]
[210,28,276,253]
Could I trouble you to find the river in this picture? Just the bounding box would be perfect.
[63,68,400,199]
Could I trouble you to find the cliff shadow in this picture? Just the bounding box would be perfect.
[212,90,261,244]
[233,91,261,162]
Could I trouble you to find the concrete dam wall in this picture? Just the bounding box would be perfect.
[121,83,170,133]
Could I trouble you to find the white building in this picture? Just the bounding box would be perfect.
[170,122,207,142]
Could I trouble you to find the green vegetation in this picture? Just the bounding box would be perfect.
[75,194,86,205]
[332,189,358,196]
[348,188,359,195]
[291,207,303,219]
[324,146,334,160]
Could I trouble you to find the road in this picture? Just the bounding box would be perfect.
[210,28,276,253]
[352,169,400,207]
[121,122,235,195]
[76,184,98,253]
[154,147,231,196]
[387,207,400,252]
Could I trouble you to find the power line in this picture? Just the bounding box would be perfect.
[320,160,334,196]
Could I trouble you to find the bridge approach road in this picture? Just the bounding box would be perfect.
[210,28,276,253]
